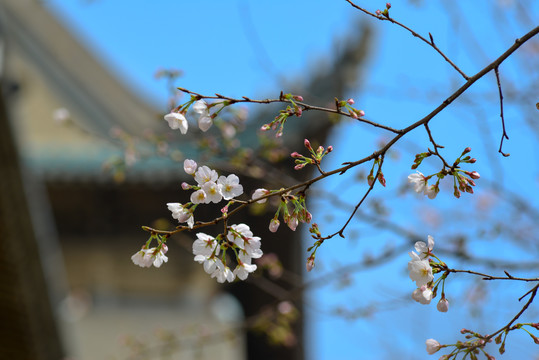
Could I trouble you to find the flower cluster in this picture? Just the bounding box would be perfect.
[408,235,449,312]
[165,159,244,230]
[193,223,262,283]
[164,99,216,134]
[408,171,438,199]
[131,234,169,268]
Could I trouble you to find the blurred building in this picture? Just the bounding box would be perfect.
[0,1,370,359]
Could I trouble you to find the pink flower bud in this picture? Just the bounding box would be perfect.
[375,9,382,15]
[293,95,304,102]
[306,256,315,272]
[367,175,374,186]
[469,158,477,163]
[304,139,312,150]
[468,171,480,179]
[358,110,365,117]
[326,146,333,153]
[295,107,303,117]
[378,173,386,187]
[160,243,168,254]
[294,163,306,170]
[454,188,461,199]
[386,2,391,9]
[350,110,358,119]
[287,216,298,231]
[181,182,191,190]
[290,151,302,158]
[463,147,471,154]
[347,98,355,105]
[260,124,270,131]
[269,218,280,233]
[437,298,449,312]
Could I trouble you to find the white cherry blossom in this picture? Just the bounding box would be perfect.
[190,189,208,204]
[252,188,268,203]
[194,166,218,185]
[227,224,263,259]
[202,181,223,203]
[132,247,168,268]
[164,112,188,134]
[193,233,219,262]
[218,174,243,200]
[408,171,428,194]
[167,202,193,227]
[412,286,433,305]
[408,256,433,287]
[193,100,213,132]
[414,235,435,259]
[183,159,197,175]
[211,261,235,283]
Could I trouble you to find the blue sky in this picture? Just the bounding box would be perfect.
[45,1,539,359]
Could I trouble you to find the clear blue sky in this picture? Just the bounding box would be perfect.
[45,1,539,359]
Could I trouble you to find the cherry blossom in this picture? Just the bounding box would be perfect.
[131,249,153,268]
[252,188,268,203]
[131,247,168,268]
[210,260,235,283]
[408,171,428,194]
[414,235,435,259]
[412,286,433,305]
[233,251,258,280]
[408,254,433,287]
[190,189,208,204]
[227,224,263,259]
[183,159,197,175]
[193,233,219,262]
[193,100,213,132]
[202,181,223,203]
[217,174,243,200]
[167,202,194,228]
[194,165,218,185]
[164,112,188,134]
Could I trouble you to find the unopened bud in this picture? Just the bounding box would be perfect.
[181,182,191,190]
[304,139,312,151]
[293,95,304,102]
[469,158,477,163]
[375,9,382,15]
[468,171,480,179]
[260,124,271,131]
[290,151,302,158]
[326,145,333,153]
[160,243,168,254]
[437,298,449,312]
[306,255,315,272]
[347,98,355,105]
[287,216,298,231]
[294,163,306,170]
[386,3,391,9]
[358,110,365,117]
[463,147,472,155]
[269,218,280,233]
[350,110,358,119]
[295,107,303,117]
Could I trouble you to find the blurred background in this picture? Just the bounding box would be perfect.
[0,0,538,359]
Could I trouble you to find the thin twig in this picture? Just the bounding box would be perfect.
[344,0,470,80]
[494,66,510,157]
